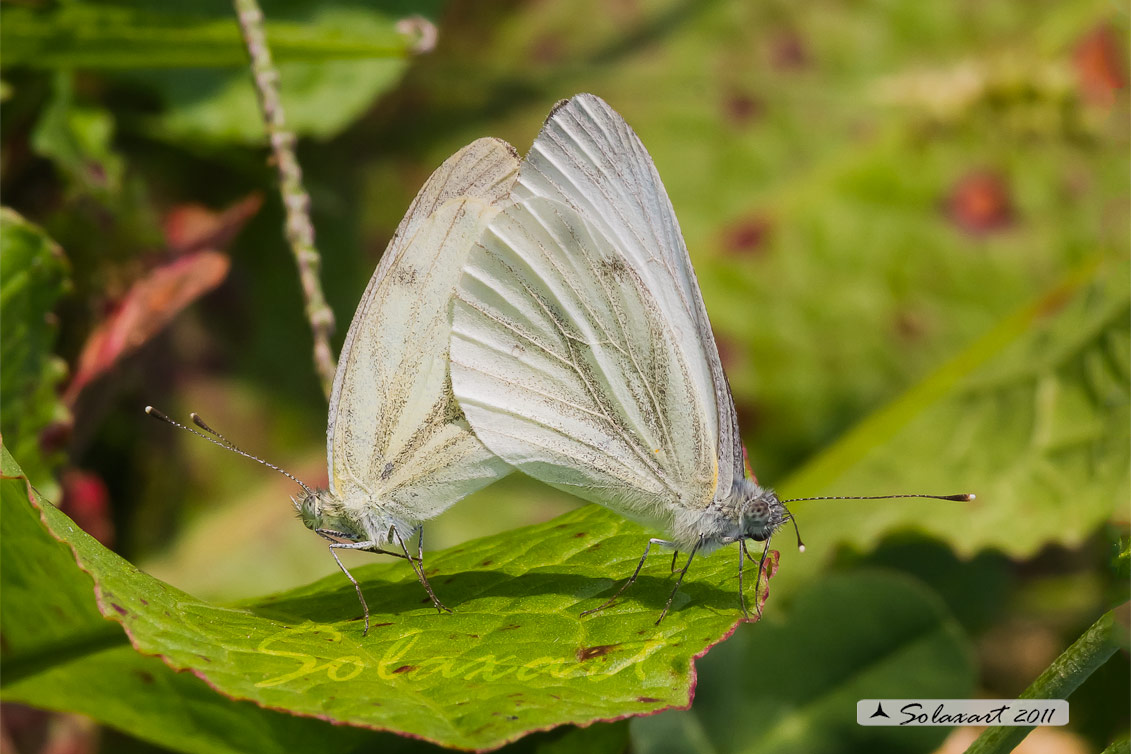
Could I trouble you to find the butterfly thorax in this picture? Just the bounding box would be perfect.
[295,487,416,546]
[675,478,788,552]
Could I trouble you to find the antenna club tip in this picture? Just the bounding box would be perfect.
[964,493,976,501]
[798,544,806,553]
[144,405,155,414]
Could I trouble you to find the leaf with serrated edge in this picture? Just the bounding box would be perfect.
[0,446,371,754]
[16,439,776,752]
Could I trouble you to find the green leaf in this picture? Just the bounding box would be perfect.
[771,258,1129,597]
[1101,740,1131,754]
[14,440,775,751]
[630,571,976,754]
[127,59,408,144]
[0,445,373,754]
[30,73,125,199]
[1,0,421,69]
[5,1,442,142]
[0,210,70,499]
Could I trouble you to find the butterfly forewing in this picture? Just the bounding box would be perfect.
[452,196,717,528]
[327,138,519,522]
[508,94,744,504]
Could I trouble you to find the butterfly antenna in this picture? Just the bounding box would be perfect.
[778,493,975,503]
[784,512,806,553]
[145,406,314,496]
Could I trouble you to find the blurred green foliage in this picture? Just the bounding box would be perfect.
[1,0,1127,752]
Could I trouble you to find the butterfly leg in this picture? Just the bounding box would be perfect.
[316,529,414,561]
[670,550,682,574]
[393,529,452,615]
[737,543,749,619]
[741,539,771,620]
[581,538,674,617]
[657,538,703,624]
[325,540,376,636]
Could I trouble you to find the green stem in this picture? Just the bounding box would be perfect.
[231,0,337,399]
[965,603,1130,754]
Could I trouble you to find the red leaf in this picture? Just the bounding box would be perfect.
[163,193,263,255]
[64,250,230,405]
[64,195,262,405]
[1073,24,1127,107]
[944,170,1013,235]
[59,469,114,547]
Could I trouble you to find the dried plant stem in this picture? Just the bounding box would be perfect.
[232,0,337,398]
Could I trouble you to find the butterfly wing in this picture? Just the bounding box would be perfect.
[451,197,717,532]
[451,96,742,527]
[511,94,744,504]
[327,138,519,523]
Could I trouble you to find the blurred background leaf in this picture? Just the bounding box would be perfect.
[0,0,1127,751]
[630,571,976,754]
[1,0,422,68]
[0,210,70,500]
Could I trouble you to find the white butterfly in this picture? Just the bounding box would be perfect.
[450,95,969,622]
[152,137,520,634]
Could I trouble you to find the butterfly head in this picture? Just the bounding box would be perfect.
[735,480,790,543]
[295,488,364,540]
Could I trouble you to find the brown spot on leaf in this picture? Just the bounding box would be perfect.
[576,644,621,661]
[393,665,415,674]
[369,622,393,629]
[945,170,1013,235]
[500,623,521,631]
[480,559,493,567]
[637,696,662,703]
[110,603,127,616]
[134,671,154,684]
[893,310,928,342]
[573,531,587,538]
[530,34,565,65]
[722,91,763,127]
[769,30,808,70]
[1073,24,1126,107]
[721,215,772,257]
